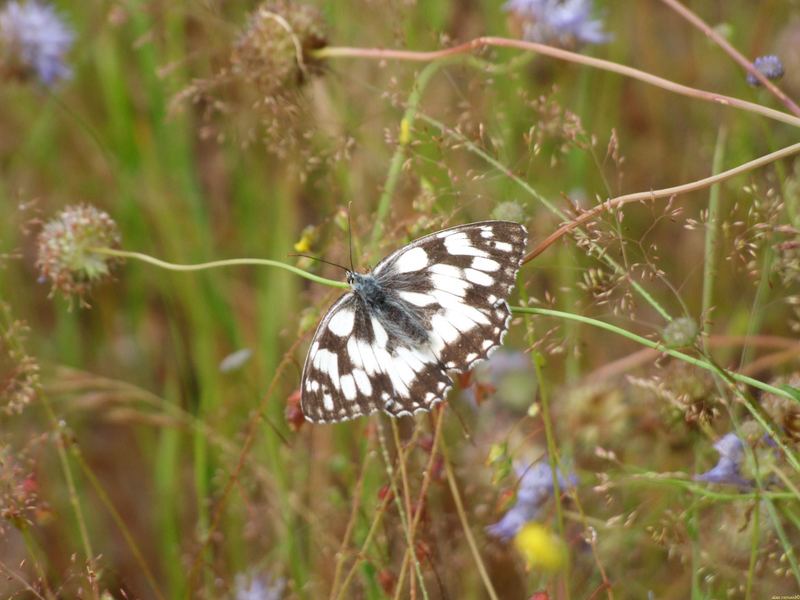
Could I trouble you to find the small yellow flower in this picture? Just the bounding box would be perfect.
[513,523,568,572]
[293,235,311,253]
[293,224,316,254]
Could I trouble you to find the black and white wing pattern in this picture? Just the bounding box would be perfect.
[301,220,528,423]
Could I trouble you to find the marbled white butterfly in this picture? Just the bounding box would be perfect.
[301,220,528,423]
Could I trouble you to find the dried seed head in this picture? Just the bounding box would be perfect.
[762,374,800,442]
[35,204,122,304]
[662,317,698,349]
[231,1,326,97]
[491,200,527,223]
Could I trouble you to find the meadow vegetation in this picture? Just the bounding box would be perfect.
[1,0,799,598]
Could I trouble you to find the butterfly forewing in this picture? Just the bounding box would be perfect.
[301,220,528,423]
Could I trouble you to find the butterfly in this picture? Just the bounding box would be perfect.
[301,220,528,423]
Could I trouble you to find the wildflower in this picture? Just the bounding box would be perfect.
[661,316,698,349]
[513,522,568,572]
[487,460,577,540]
[233,572,286,600]
[504,0,610,49]
[35,204,122,304]
[694,433,751,488]
[0,0,73,86]
[746,55,784,87]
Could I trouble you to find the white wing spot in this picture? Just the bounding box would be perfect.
[466,353,478,363]
[431,275,469,298]
[328,309,355,337]
[340,374,357,401]
[399,291,438,306]
[430,263,462,279]
[493,241,513,252]
[482,339,494,350]
[480,229,494,238]
[395,246,429,273]
[465,268,494,286]
[431,314,460,344]
[323,394,334,411]
[312,380,320,392]
[353,368,372,395]
[472,257,500,272]
[371,317,388,348]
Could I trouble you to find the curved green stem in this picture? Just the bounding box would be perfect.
[511,306,794,401]
[90,247,349,289]
[369,59,451,249]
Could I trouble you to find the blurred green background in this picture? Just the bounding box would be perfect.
[1,0,800,598]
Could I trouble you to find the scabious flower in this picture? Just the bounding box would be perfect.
[504,0,610,49]
[746,55,784,87]
[487,460,577,540]
[0,0,73,86]
[35,204,122,304]
[694,433,751,488]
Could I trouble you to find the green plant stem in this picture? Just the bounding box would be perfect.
[314,37,800,129]
[416,111,674,320]
[519,288,571,596]
[369,59,451,249]
[40,400,100,600]
[512,306,800,471]
[89,247,349,289]
[511,306,794,401]
[70,446,166,600]
[701,126,727,350]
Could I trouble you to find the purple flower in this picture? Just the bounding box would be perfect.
[487,460,577,541]
[746,55,784,87]
[694,433,751,488]
[234,573,286,600]
[504,0,610,48]
[0,1,73,86]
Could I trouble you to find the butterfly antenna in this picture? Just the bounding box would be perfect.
[347,201,355,273]
[288,253,350,273]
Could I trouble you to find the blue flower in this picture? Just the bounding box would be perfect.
[486,460,577,541]
[234,573,286,600]
[504,0,610,48]
[694,433,751,488]
[746,55,784,87]
[0,1,73,86]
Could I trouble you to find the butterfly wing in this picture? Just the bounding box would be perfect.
[373,220,528,416]
[301,220,527,423]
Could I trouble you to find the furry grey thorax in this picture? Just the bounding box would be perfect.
[347,271,429,347]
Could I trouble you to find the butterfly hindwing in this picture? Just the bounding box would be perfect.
[301,220,528,423]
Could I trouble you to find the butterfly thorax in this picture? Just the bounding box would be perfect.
[348,271,429,347]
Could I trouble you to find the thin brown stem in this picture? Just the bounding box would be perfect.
[393,411,445,600]
[522,141,800,264]
[315,37,800,128]
[441,438,499,600]
[659,0,800,116]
